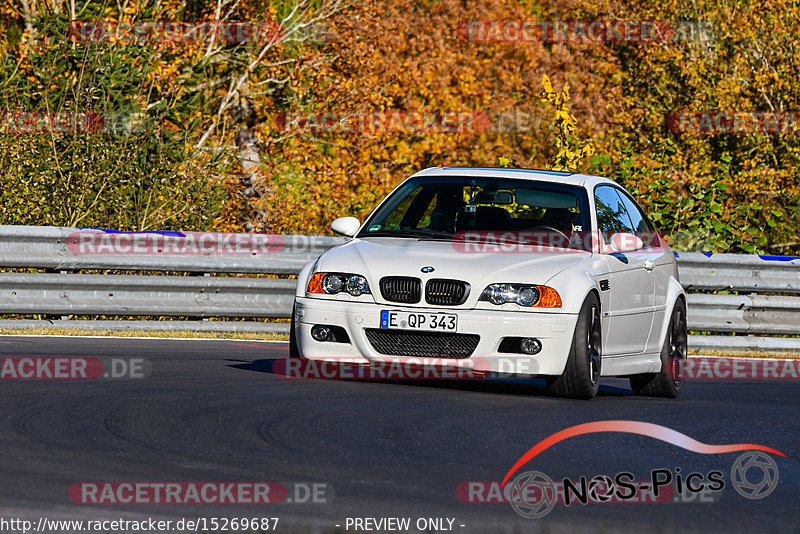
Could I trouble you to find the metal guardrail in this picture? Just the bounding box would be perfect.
[686,294,800,335]
[675,251,800,293]
[0,225,345,274]
[0,226,797,351]
[675,251,800,350]
[0,273,296,317]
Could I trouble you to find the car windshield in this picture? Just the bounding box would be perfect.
[358,176,591,248]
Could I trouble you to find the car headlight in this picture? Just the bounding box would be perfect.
[307,272,371,296]
[479,284,562,308]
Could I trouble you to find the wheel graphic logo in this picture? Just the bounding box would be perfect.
[507,471,557,519]
[731,451,779,499]
[587,475,615,502]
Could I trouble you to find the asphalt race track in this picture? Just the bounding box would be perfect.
[0,336,797,533]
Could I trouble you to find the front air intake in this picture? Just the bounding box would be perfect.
[379,276,422,304]
[425,279,470,306]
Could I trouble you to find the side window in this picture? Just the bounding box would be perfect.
[614,189,658,247]
[594,186,635,244]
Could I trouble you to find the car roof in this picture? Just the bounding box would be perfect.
[409,167,616,189]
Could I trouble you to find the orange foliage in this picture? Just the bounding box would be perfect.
[228,0,620,234]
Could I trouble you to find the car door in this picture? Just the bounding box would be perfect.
[594,186,656,356]
[613,189,672,354]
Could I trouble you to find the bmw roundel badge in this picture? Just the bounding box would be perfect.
[421,266,435,273]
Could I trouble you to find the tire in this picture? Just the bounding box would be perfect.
[629,299,687,398]
[546,293,602,400]
[289,302,301,359]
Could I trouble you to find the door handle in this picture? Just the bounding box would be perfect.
[644,259,655,271]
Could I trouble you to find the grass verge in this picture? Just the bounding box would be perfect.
[0,328,290,341]
[688,348,799,359]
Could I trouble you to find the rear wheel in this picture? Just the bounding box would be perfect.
[546,293,601,400]
[629,299,686,398]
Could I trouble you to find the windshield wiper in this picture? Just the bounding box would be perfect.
[359,229,454,240]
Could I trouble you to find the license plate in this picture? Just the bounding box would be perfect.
[380,310,458,331]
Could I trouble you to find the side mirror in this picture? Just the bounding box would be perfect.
[609,232,644,253]
[330,217,361,237]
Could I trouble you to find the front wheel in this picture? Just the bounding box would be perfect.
[289,302,301,359]
[546,293,602,400]
[629,299,687,398]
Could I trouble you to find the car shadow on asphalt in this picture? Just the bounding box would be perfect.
[225,357,634,398]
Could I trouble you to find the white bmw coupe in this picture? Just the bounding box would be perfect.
[290,167,687,399]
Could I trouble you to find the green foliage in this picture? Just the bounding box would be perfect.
[0,135,226,229]
[0,4,230,230]
[575,0,800,254]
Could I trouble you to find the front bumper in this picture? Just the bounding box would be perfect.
[293,296,579,376]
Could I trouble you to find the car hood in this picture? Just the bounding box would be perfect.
[315,237,592,304]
